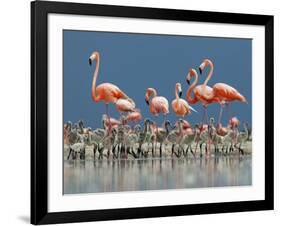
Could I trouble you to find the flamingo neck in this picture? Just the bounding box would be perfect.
[186,72,198,104]
[175,85,180,106]
[203,59,213,87]
[91,54,100,102]
[147,88,157,104]
[150,88,157,98]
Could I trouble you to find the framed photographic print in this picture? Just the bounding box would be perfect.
[31,0,274,224]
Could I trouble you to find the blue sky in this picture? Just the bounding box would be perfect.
[63,30,252,129]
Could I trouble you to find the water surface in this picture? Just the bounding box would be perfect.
[64,156,252,194]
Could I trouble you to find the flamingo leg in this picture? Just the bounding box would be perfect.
[162,114,167,128]
[194,105,207,155]
[226,102,233,121]
[205,107,209,125]
[130,121,135,131]
[202,110,210,155]
[105,104,112,135]
[153,116,159,158]
[207,130,211,157]
[200,106,206,130]
[205,109,211,155]
[194,134,200,156]
[217,104,224,126]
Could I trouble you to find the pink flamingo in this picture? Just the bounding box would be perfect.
[228,116,240,143]
[175,119,195,137]
[127,111,142,123]
[174,119,192,130]
[186,68,220,127]
[145,88,169,123]
[229,116,240,129]
[102,114,120,129]
[172,83,197,118]
[126,110,142,129]
[198,59,247,125]
[216,123,229,136]
[115,98,136,114]
[145,88,169,156]
[88,51,134,133]
[185,68,220,155]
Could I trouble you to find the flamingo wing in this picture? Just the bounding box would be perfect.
[105,117,120,126]
[181,119,191,129]
[194,85,219,105]
[172,99,194,116]
[127,111,142,121]
[229,116,240,127]
[115,99,135,112]
[171,99,182,115]
[96,83,133,104]
[213,83,246,102]
[151,96,169,115]
[181,99,197,113]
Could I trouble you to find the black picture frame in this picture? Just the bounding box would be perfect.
[31,0,274,224]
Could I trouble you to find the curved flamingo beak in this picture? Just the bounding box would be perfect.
[89,52,98,66]
[179,91,183,98]
[199,67,202,74]
[198,61,206,74]
[177,84,183,97]
[145,91,150,105]
[186,72,191,85]
[189,105,197,113]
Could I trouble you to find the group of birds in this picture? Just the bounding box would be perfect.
[64,116,251,160]
[63,50,251,160]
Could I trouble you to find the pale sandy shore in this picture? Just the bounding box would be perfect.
[64,141,252,160]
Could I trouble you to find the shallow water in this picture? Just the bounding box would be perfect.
[64,156,252,194]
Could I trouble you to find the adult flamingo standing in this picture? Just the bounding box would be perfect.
[145,87,169,155]
[185,68,220,127]
[185,68,220,155]
[172,82,197,118]
[145,88,169,123]
[88,51,135,133]
[198,59,247,125]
